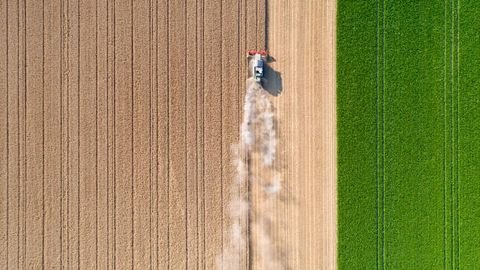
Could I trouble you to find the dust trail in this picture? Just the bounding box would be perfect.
[219,79,284,270]
[256,89,277,168]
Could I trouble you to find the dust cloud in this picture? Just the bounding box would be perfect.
[218,79,285,270]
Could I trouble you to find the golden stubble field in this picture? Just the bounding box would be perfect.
[0,0,335,269]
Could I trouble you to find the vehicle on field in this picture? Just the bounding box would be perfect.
[248,49,268,83]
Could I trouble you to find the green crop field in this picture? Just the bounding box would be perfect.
[337,0,480,268]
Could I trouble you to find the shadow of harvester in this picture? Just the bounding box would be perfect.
[263,57,283,96]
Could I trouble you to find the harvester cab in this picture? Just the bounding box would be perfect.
[248,49,268,83]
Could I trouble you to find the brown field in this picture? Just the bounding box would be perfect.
[0,0,335,269]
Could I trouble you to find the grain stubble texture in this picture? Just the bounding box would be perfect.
[0,0,336,269]
[0,0,262,269]
[261,0,337,269]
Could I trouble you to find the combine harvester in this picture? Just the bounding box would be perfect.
[248,49,268,84]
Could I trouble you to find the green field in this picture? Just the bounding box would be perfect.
[337,0,480,268]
